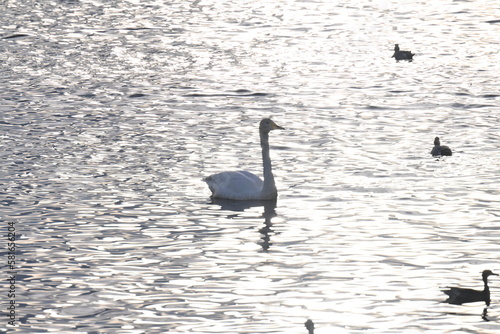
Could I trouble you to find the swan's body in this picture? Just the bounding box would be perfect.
[204,118,284,200]
[442,270,498,306]
[431,137,452,156]
[392,44,414,62]
[204,171,267,200]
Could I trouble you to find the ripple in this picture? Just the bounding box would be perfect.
[2,0,500,332]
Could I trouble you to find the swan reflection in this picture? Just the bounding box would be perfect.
[209,198,277,252]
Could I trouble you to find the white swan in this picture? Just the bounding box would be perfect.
[204,118,284,200]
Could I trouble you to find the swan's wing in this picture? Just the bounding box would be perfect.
[204,171,263,200]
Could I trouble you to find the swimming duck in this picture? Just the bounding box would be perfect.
[442,270,498,306]
[304,319,314,334]
[392,44,414,62]
[431,137,452,156]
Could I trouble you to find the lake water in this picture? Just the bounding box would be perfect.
[1,0,500,333]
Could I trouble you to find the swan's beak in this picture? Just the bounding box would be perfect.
[271,121,284,130]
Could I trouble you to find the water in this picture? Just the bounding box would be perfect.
[1,0,500,333]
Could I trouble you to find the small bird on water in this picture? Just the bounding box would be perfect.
[442,270,498,306]
[304,319,314,334]
[391,44,414,62]
[431,137,452,156]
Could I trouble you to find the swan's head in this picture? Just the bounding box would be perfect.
[260,118,284,133]
[434,137,440,146]
[394,44,400,51]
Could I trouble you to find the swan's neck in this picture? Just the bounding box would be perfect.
[260,131,277,198]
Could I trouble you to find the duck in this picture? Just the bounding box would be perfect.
[304,319,314,334]
[204,118,284,200]
[431,137,452,156]
[392,44,414,62]
[442,270,498,306]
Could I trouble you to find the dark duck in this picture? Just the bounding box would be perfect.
[392,44,414,62]
[431,137,452,156]
[304,319,314,334]
[442,270,498,306]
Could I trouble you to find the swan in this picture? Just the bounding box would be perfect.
[392,44,414,62]
[442,270,498,306]
[204,118,284,200]
[431,137,452,156]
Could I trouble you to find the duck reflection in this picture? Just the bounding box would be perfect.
[482,308,490,321]
[209,198,277,252]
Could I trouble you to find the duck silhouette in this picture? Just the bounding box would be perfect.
[442,270,498,306]
[392,44,414,62]
[304,319,314,334]
[431,137,452,156]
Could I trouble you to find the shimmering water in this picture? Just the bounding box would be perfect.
[1,0,500,333]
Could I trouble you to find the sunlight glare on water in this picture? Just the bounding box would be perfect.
[1,0,500,333]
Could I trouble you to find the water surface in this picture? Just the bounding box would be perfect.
[1,0,500,333]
